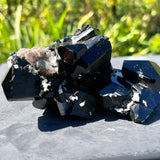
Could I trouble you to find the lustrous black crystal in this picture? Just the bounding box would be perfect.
[130,88,160,123]
[122,60,160,91]
[2,65,40,101]
[1,24,160,123]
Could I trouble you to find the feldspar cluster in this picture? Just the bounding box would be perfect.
[2,24,160,123]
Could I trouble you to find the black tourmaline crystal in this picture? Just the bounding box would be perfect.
[2,57,41,100]
[122,60,160,91]
[1,24,160,123]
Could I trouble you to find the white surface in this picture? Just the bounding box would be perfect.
[0,56,160,160]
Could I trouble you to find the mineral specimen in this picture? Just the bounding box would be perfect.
[2,24,160,123]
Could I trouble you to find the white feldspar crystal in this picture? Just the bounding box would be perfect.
[13,64,19,69]
[132,92,140,102]
[7,56,14,68]
[41,79,51,92]
[69,95,78,101]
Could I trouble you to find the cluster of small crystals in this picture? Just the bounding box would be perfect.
[17,47,49,63]
[16,47,59,75]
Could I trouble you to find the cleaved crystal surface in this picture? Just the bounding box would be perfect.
[1,24,160,123]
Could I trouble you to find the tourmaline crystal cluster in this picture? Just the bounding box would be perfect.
[2,24,160,123]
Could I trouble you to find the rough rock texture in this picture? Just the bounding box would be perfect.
[17,47,59,75]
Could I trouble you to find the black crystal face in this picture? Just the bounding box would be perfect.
[122,60,160,91]
[2,66,41,101]
[1,24,160,123]
[99,82,131,109]
[130,88,160,123]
